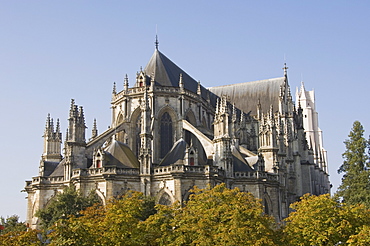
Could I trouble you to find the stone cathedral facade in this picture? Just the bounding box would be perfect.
[25,42,330,228]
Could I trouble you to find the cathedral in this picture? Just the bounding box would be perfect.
[25,40,330,228]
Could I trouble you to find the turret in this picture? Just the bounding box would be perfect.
[42,114,62,162]
[67,99,86,144]
[213,95,233,178]
[64,99,87,180]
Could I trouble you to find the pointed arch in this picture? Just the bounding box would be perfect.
[156,188,175,205]
[160,112,173,158]
[185,109,197,125]
[156,106,178,160]
[263,193,273,215]
[129,107,142,157]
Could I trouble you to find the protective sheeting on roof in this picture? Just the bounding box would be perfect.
[209,77,285,115]
[232,146,255,172]
[144,49,209,99]
[104,139,140,168]
[159,138,186,166]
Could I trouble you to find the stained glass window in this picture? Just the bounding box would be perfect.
[160,112,173,158]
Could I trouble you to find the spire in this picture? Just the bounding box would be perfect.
[197,80,201,95]
[112,82,117,95]
[124,75,129,91]
[44,113,52,137]
[232,103,237,122]
[215,97,220,115]
[69,99,75,118]
[155,35,159,50]
[283,62,289,77]
[92,119,98,139]
[56,118,61,140]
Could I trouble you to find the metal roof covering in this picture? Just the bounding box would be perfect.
[41,161,60,176]
[144,49,208,99]
[104,139,140,168]
[49,159,65,177]
[159,138,187,166]
[209,77,286,115]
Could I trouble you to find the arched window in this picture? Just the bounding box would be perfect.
[160,112,173,158]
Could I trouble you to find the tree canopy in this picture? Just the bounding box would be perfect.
[4,185,370,245]
[35,185,101,229]
[283,193,370,246]
[0,215,27,235]
[335,121,370,207]
[48,184,278,246]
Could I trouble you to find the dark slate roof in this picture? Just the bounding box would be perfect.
[104,140,140,168]
[42,161,60,176]
[144,49,209,99]
[159,138,187,166]
[209,77,285,115]
[49,159,65,177]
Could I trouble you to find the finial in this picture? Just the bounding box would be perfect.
[112,82,117,94]
[92,118,98,138]
[283,63,288,76]
[69,99,75,118]
[124,75,129,91]
[179,73,184,88]
[155,35,159,50]
[197,81,201,95]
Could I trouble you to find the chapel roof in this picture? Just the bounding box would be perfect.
[144,48,209,99]
[104,139,140,168]
[209,77,286,115]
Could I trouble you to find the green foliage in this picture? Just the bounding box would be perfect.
[35,185,101,229]
[24,183,370,245]
[0,229,41,246]
[0,215,27,235]
[141,184,278,246]
[283,193,370,246]
[48,191,156,246]
[335,121,370,207]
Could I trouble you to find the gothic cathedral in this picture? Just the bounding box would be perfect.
[25,41,330,228]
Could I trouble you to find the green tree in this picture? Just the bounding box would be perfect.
[347,225,370,246]
[335,121,370,207]
[0,215,27,235]
[141,184,278,246]
[283,193,370,246]
[49,191,156,246]
[0,229,41,246]
[35,185,101,229]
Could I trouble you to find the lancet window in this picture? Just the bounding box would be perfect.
[160,112,173,158]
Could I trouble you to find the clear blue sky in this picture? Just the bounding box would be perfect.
[1,1,369,220]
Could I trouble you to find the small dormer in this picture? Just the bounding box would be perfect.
[93,148,104,168]
[185,146,198,166]
[135,70,147,87]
